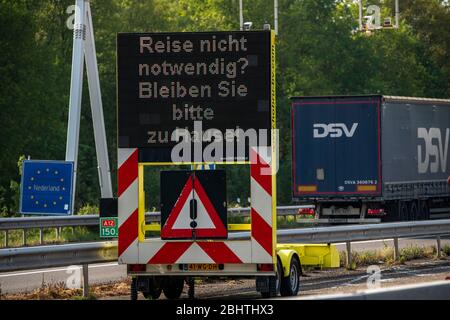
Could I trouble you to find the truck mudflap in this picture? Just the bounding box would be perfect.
[277,243,340,271]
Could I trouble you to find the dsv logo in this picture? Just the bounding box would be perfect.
[313,123,358,138]
[417,127,449,174]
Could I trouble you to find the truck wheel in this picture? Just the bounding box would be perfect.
[399,202,408,221]
[163,277,184,299]
[419,201,430,220]
[409,201,418,221]
[383,202,397,222]
[130,277,138,301]
[280,257,301,297]
[142,277,162,300]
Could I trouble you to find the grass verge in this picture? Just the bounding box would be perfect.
[340,244,440,269]
[0,226,99,248]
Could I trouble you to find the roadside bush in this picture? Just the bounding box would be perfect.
[442,244,450,256]
[340,244,438,269]
[399,245,435,263]
[77,204,99,215]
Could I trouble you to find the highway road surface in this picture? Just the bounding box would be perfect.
[1,236,449,296]
[98,258,450,300]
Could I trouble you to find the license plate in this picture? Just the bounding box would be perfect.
[188,264,219,271]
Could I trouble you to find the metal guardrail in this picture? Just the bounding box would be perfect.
[0,241,117,272]
[0,205,312,230]
[227,205,313,217]
[274,219,450,243]
[0,205,312,247]
[232,219,450,267]
[1,219,449,273]
[0,215,99,230]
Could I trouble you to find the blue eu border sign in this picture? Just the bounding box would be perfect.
[19,160,74,215]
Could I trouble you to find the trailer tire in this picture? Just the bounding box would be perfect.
[143,289,162,300]
[142,277,162,300]
[280,256,300,297]
[163,277,184,299]
[130,277,138,301]
[260,259,282,298]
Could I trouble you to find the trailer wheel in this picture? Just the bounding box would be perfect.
[419,201,430,220]
[143,290,161,300]
[163,277,184,299]
[260,259,282,298]
[280,256,301,297]
[142,277,162,300]
[130,277,138,301]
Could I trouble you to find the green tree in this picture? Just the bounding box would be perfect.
[0,0,449,213]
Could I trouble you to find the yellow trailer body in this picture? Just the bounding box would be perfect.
[276,243,339,277]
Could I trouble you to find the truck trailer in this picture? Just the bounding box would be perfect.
[291,95,450,223]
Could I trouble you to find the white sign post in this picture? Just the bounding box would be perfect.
[65,0,113,214]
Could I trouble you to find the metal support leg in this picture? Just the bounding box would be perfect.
[437,236,442,258]
[346,241,352,269]
[84,1,113,199]
[39,228,44,245]
[395,0,399,28]
[239,0,243,30]
[393,238,399,261]
[65,0,86,214]
[274,0,279,35]
[83,264,89,298]
[23,230,26,246]
[61,0,115,216]
[358,0,363,30]
[4,230,8,247]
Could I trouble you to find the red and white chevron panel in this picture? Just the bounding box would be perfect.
[138,241,252,264]
[117,148,139,264]
[117,147,275,265]
[250,147,274,263]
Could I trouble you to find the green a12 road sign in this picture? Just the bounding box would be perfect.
[99,217,118,238]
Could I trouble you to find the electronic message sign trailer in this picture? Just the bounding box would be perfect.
[291,95,450,224]
[117,30,338,300]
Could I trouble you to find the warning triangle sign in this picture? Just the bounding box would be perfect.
[161,176,227,239]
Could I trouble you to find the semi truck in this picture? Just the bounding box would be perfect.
[291,95,450,223]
